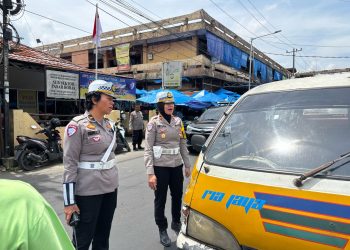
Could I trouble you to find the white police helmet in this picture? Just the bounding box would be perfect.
[88,79,116,98]
[156,91,174,103]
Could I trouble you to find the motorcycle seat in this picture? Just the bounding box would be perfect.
[17,136,47,143]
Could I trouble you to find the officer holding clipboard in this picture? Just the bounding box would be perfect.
[63,80,118,250]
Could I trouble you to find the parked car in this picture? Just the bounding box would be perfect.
[177,72,350,250]
[186,106,228,152]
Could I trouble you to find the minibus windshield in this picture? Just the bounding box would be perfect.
[205,87,350,178]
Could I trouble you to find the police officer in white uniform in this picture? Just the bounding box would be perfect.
[144,91,191,247]
[63,80,118,250]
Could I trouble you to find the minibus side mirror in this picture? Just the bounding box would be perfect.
[191,134,207,152]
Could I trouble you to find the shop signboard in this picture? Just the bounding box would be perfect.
[46,70,79,99]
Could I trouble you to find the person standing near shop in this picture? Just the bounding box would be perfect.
[144,91,191,247]
[63,80,118,250]
[129,104,144,151]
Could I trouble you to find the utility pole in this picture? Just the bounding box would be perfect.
[1,0,22,158]
[2,0,13,157]
[248,30,282,90]
[286,48,302,76]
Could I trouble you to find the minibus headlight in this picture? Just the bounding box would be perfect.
[187,209,240,250]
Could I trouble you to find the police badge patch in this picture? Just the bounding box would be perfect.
[147,123,153,131]
[67,125,78,137]
[92,136,101,142]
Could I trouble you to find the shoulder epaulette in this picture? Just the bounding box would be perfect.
[72,115,85,123]
[150,115,158,121]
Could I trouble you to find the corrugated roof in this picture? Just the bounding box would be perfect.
[5,42,94,73]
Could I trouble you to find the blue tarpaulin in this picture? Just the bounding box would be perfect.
[224,95,239,103]
[274,70,283,81]
[217,93,240,101]
[137,89,192,104]
[207,31,277,83]
[194,92,224,105]
[260,63,267,83]
[136,88,148,95]
[267,67,273,82]
[192,90,210,99]
[240,52,249,68]
[253,59,262,79]
[206,32,242,70]
[136,94,158,104]
[178,100,211,110]
[215,88,240,97]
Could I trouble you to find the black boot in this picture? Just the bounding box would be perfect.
[133,145,138,151]
[138,145,144,150]
[159,230,171,247]
[171,221,181,235]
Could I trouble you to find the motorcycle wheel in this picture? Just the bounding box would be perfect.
[125,139,131,152]
[18,150,46,171]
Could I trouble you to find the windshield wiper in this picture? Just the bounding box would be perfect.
[293,151,350,187]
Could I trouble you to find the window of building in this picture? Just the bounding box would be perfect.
[130,45,142,65]
[60,55,72,62]
[9,89,17,109]
[109,49,117,67]
[88,51,103,69]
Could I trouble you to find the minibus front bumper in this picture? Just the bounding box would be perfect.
[176,231,215,250]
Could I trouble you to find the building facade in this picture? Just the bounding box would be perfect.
[41,9,290,93]
[0,42,136,157]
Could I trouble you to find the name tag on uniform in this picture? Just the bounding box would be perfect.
[87,130,100,136]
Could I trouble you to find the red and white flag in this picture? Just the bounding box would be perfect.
[92,6,102,47]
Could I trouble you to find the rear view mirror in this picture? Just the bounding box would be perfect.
[194,116,199,121]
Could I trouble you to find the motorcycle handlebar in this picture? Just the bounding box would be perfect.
[35,129,45,135]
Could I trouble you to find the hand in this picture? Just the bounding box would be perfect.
[64,204,80,225]
[185,168,191,178]
[148,174,157,190]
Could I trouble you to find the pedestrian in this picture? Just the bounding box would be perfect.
[63,79,119,250]
[0,179,74,250]
[144,91,192,247]
[129,104,144,151]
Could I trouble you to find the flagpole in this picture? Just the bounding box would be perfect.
[95,3,98,80]
[95,44,98,80]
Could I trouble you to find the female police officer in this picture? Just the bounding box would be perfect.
[63,80,118,250]
[144,91,191,247]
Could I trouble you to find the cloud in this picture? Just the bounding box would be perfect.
[265,3,279,12]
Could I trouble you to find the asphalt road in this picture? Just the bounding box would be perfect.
[1,149,197,250]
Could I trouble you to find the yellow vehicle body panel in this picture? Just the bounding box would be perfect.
[184,165,350,250]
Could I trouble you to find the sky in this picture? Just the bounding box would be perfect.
[10,0,350,73]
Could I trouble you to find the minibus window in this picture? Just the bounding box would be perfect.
[205,87,350,179]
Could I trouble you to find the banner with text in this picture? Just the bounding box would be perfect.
[80,72,136,101]
[46,70,79,99]
[115,43,130,71]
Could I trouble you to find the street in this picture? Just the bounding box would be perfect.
[0,149,197,250]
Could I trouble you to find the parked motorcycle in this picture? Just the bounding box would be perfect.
[14,118,63,171]
[114,111,131,154]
